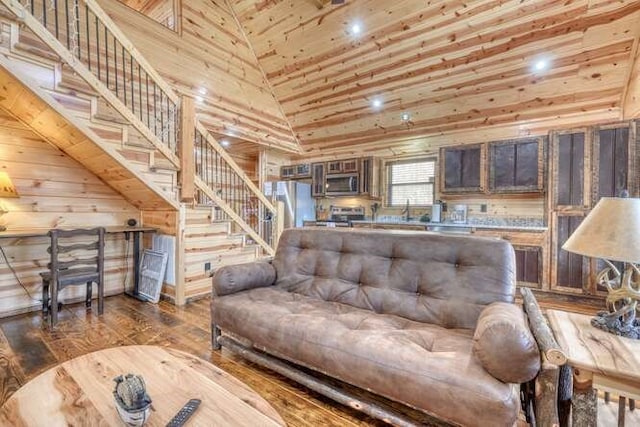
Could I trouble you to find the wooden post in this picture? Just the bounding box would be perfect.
[174,204,186,305]
[179,96,195,203]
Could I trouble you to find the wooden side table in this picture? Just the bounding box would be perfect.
[548,310,640,427]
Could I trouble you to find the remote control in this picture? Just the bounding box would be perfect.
[166,398,201,427]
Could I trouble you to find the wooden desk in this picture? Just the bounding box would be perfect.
[547,310,640,427]
[0,345,285,426]
[0,226,157,301]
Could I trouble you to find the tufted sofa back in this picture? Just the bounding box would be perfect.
[272,228,516,330]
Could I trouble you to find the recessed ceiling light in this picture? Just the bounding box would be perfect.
[401,112,411,121]
[534,59,548,71]
[371,98,383,109]
[350,23,362,35]
[220,139,230,148]
[198,87,207,95]
[195,96,204,103]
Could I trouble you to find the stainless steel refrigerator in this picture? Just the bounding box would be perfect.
[264,181,315,228]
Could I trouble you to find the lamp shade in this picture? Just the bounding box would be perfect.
[0,172,18,198]
[562,197,640,263]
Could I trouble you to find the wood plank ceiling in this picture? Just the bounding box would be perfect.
[227,0,640,157]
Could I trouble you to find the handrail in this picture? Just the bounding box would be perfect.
[5,0,180,163]
[5,0,278,253]
[195,122,276,214]
[194,127,277,254]
[83,0,179,105]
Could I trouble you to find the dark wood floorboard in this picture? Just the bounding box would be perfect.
[0,295,387,427]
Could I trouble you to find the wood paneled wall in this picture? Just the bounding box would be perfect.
[0,110,140,317]
[98,0,299,153]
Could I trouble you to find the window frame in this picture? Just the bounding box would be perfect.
[385,157,437,207]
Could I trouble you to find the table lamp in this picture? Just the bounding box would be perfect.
[562,196,640,339]
[0,171,19,231]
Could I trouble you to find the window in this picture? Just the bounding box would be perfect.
[386,158,436,206]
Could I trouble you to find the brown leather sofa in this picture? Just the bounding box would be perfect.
[211,228,550,426]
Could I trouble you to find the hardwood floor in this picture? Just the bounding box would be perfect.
[0,294,634,427]
[0,295,388,427]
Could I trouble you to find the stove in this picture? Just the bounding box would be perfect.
[329,206,365,224]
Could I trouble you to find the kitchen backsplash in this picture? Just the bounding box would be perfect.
[315,195,545,223]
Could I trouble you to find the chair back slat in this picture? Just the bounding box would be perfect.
[47,242,100,254]
[48,228,105,275]
[50,258,100,270]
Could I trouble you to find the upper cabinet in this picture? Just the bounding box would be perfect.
[441,137,546,195]
[440,144,484,193]
[488,137,545,193]
[311,163,326,197]
[280,163,311,179]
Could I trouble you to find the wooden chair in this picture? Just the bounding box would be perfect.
[40,228,105,327]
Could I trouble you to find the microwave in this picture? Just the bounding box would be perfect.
[326,173,359,195]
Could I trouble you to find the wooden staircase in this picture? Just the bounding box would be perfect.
[0,0,281,302]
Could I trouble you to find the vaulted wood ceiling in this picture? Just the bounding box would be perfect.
[227,0,640,157]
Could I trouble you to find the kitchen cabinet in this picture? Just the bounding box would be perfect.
[327,159,359,175]
[280,163,311,179]
[280,165,295,179]
[474,229,548,289]
[359,157,380,198]
[514,247,542,288]
[488,137,544,193]
[593,125,631,203]
[440,144,484,193]
[311,163,326,197]
[327,161,342,174]
[548,129,591,292]
[548,122,637,295]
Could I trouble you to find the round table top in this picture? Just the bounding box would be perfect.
[0,345,285,426]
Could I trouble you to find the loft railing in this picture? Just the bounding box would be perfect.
[193,125,278,256]
[3,0,279,254]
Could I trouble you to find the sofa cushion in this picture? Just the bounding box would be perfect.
[212,287,520,427]
[212,262,276,297]
[273,229,516,329]
[473,302,541,383]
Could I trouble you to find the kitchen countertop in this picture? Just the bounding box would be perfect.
[349,220,548,232]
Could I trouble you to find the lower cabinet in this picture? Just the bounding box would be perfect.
[473,229,547,289]
[514,246,542,288]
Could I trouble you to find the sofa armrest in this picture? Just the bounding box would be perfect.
[472,302,541,384]
[212,262,276,297]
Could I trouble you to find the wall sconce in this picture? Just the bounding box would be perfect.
[0,171,19,231]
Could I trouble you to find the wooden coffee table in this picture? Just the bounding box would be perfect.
[0,345,285,426]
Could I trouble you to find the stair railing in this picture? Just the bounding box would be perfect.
[5,0,181,165]
[3,0,279,254]
[193,124,278,257]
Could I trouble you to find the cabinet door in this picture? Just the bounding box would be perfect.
[280,166,295,179]
[327,161,342,174]
[311,163,326,197]
[489,137,544,193]
[440,144,484,193]
[555,132,587,206]
[342,159,359,173]
[515,246,542,288]
[554,215,589,291]
[594,125,630,202]
[295,163,311,178]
